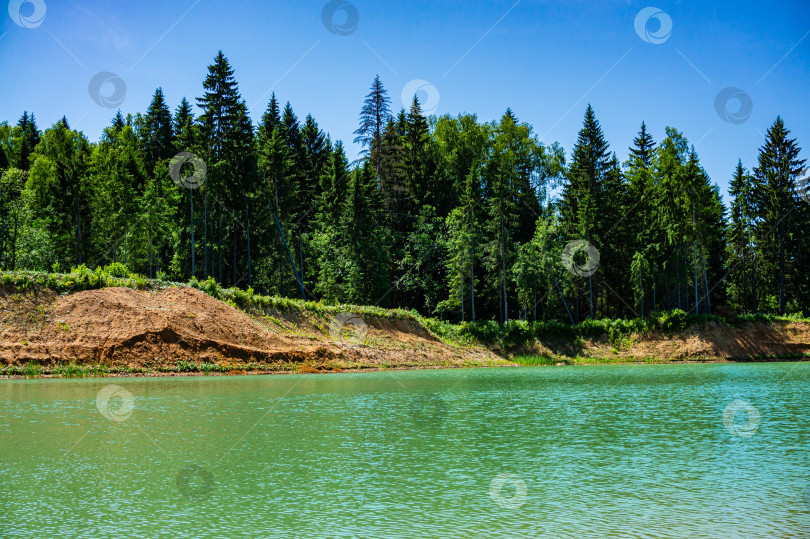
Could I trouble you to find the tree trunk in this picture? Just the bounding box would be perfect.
[676,255,681,310]
[148,216,153,279]
[204,188,208,278]
[0,217,5,269]
[501,211,508,324]
[190,189,195,277]
[218,211,223,284]
[693,241,699,315]
[76,191,82,265]
[470,206,475,323]
[299,230,303,291]
[460,247,465,322]
[701,239,711,314]
[779,216,786,315]
[11,211,18,270]
[752,247,758,313]
[246,197,252,287]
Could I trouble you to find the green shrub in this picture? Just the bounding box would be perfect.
[657,309,687,332]
[99,262,131,279]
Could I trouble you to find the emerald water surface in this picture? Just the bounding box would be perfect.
[1,363,809,537]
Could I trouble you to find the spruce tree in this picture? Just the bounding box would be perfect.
[11,112,40,171]
[559,105,612,320]
[196,51,255,285]
[751,117,806,314]
[727,160,755,312]
[625,122,659,315]
[139,88,174,177]
[354,75,391,176]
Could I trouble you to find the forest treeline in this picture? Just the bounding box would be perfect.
[0,51,808,323]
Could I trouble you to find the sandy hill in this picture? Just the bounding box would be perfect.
[0,285,502,373]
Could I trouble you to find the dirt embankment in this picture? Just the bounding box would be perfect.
[0,285,503,373]
[522,320,810,362]
[1,285,808,375]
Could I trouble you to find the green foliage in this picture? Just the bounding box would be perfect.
[100,262,131,278]
[657,309,687,332]
[0,61,805,324]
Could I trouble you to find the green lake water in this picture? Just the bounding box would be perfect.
[1,363,809,538]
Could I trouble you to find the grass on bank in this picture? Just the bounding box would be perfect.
[511,351,810,367]
[0,360,307,378]
[2,265,809,361]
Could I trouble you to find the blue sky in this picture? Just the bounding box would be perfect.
[2,0,808,203]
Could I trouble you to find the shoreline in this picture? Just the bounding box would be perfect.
[2,355,807,380]
[2,278,809,379]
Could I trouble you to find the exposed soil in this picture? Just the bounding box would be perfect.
[522,320,810,362]
[624,320,810,360]
[0,285,503,372]
[1,284,808,375]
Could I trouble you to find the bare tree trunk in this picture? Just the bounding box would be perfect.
[204,188,208,278]
[0,217,5,269]
[693,241,699,315]
[470,206,475,323]
[190,189,195,277]
[701,239,711,314]
[12,212,18,270]
[246,197,252,287]
[460,248,465,322]
[76,191,82,265]
[148,216,153,279]
[779,216,786,315]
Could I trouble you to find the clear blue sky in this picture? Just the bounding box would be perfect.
[2,0,808,203]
